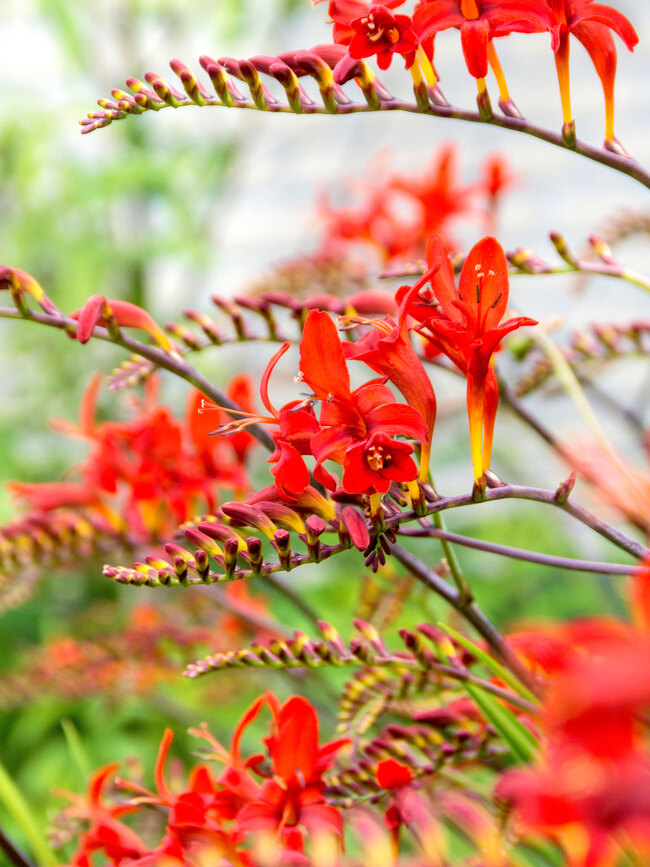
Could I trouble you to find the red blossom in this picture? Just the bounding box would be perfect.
[348,5,419,69]
[546,0,638,143]
[236,696,348,850]
[59,763,148,866]
[313,0,407,49]
[319,146,481,264]
[300,310,428,495]
[413,0,555,92]
[9,376,250,540]
[401,234,536,481]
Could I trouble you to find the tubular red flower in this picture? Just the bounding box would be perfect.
[301,310,428,494]
[413,0,555,90]
[546,0,638,142]
[402,235,536,482]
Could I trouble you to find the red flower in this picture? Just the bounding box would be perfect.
[59,763,149,866]
[413,0,554,98]
[349,5,419,69]
[10,376,249,540]
[313,0,406,48]
[300,310,428,496]
[236,696,348,850]
[546,0,638,144]
[402,235,536,482]
[342,287,437,480]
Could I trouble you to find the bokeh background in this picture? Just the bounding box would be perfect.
[0,0,648,859]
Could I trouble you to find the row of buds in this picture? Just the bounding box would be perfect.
[108,285,397,391]
[513,319,650,397]
[185,617,417,679]
[0,511,122,581]
[80,49,395,134]
[102,491,371,588]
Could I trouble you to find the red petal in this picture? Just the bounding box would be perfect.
[300,310,351,401]
[425,235,459,321]
[341,505,371,550]
[270,441,311,495]
[458,236,509,332]
[377,758,413,789]
[272,696,319,781]
[261,342,291,418]
[364,403,428,442]
[460,19,490,79]
[351,380,395,417]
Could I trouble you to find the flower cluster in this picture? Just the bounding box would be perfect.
[312,0,638,143]
[217,233,534,501]
[318,144,513,266]
[56,693,348,866]
[8,375,255,542]
[500,565,650,864]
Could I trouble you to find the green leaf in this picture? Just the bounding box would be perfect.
[0,757,57,866]
[463,681,539,764]
[61,718,91,785]
[438,623,539,704]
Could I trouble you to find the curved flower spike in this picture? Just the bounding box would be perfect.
[546,0,638,147]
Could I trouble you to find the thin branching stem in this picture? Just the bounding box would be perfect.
[386,485,648,561]
[390,543,543,698]
[0,306,275,452]
[397,526,638,575]
[0,828,35,867]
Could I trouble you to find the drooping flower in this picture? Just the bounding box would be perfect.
[413,0,555,100]
[545,0,638,145]
[401,235,536,482]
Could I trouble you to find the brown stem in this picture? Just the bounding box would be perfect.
[0,306,275,452]
[390,543,543,698]
[0,827,35,867]
[397,526,638,575]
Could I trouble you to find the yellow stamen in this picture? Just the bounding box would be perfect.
[487,42,509,102]
[416,46,437,87]
[554,32,573,125]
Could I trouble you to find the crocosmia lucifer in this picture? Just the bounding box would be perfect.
[402,235,536,482]
[546,0,638,144]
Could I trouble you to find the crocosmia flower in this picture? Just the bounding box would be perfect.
[546,0,638,145]
[299,310,428,496]
[413,0,555,98]
[349,5,420,69]
[402,235,536,482]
